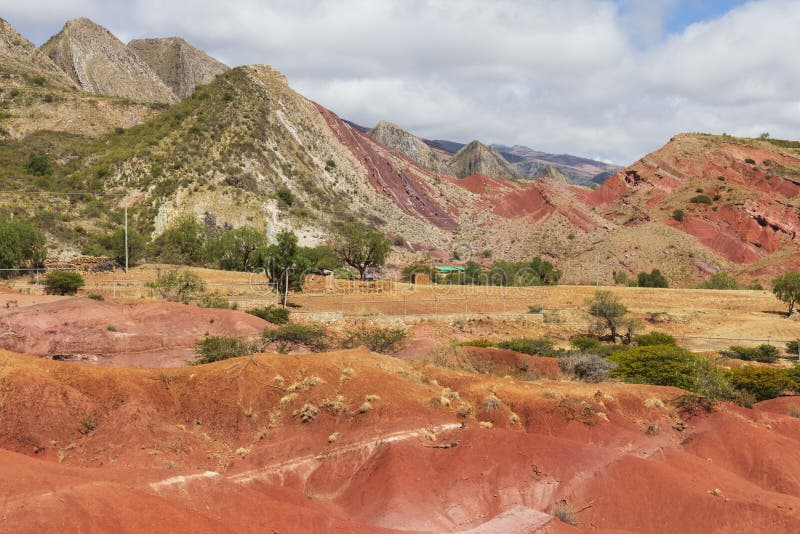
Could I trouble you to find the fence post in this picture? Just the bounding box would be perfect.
[434,297,438,316]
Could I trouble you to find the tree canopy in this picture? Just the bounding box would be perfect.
[773,271,800,315]
[333,223,390,279]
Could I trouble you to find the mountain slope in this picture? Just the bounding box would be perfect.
[368,120,451,174]
[128,37,229,99]
[532,165,570,183]
[450,140,519,180]
[41,18,177,104]
[494,144,622,187]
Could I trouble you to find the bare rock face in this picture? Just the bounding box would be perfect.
[369,120,451,174]
[40,18,177,104]
[128,37,228,99]
[450,140,519,179]
[0,18,76,88]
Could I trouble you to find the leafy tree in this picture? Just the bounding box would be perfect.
[148,214,206,264]
[773,271,800,315]
[587,291,628,341]
[333,223,390,280]
[148,270,206,303]
[96,228,146,266]
[206,226,268,272]
[43,271,84,295]
[699,272,739,290]
[530,256,562,285]
[0,219,46,276]
[637,269,669,288]
[262,229,299,295]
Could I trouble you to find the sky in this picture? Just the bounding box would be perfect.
[2,0,798,165]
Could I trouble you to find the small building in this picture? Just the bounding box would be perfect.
[434,266,466,275]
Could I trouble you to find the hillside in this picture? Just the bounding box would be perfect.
[41,18,178,104]
[368,120,451,174]
[128,37,229,99]
[494,144,622,187]
[0,18,75,88]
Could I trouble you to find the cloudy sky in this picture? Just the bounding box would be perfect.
[3,0,798,164]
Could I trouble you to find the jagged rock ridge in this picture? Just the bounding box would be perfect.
[128,37,229,99]
[0,18,76,88]
[450,140,519,180]
[40,18,178,104]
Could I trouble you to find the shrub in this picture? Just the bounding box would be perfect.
[147,214,206,265]
[613,271,629,285]
[727,366,795,401]
[263,323,329,352]
[558,353,616,383]
[720,344,780,363]
[199,294,231,309]
[87,293,104,300]
[25,154,51,176]
[637,269,669,288]
[551,501,578,526]
[248,305,290,324]
[672,393,714,415]
[634,331,676,346]
[148,270,206,303]
[787,340,800,356]
[342,322,407,354]
[699,272,739,290]
[462,339,496,348]
[43,271,84,295]
[690,195,713,205]
[744,158,756,165]
[297,403,319,423]
[93,228,146,266]
[672,209,685,222]
[195,336,251,364]
[277,187,295,206]
[497,337,555,357]
[609,345,698,390]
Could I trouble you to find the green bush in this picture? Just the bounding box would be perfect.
[672,209,685,222]
[699,272,740,290]
[727,366,795,401]
[786,340,800,356]
[609,345,698,390]
[247,305,290,324]
[497,337,556,357]
[342,322,408,354]
[277,187,295,206]
[148,214,206,265]
[720,345,780,363]
[690,195,713,205]
[199,294,231,309]
[263,323,329,352]
[195,336,251,364]
[25,154,51,176]
[147,270,206,303]
[43,270,85,295]
[92,228,146,266]
[634,331,676,347]
[637,269,669,288]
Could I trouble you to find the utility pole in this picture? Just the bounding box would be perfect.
[124,174,129,274]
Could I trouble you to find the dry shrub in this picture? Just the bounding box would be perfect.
[551,501,577,526]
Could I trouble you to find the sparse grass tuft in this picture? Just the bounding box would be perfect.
[551,501,578,526]
[483,393,502,411]
[297,403,319,423]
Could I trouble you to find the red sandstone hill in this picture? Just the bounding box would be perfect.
[3,347,800,532]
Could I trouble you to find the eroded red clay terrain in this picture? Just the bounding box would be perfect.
[4,339,800,532]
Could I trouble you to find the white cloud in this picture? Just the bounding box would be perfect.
[0,0,797,164]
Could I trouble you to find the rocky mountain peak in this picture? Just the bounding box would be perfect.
[128,36,228,99]
[0,18,76,88]
[532,164,570,183]
[41,18,178,104]
[450,140,519,179]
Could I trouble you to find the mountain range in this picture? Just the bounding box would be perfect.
[1,17,799,285]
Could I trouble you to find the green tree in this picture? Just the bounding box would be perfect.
[263,229,299,295]
[97,228,146,266]
[0,219,46,276]
[587,290,628,341]
[333,223,391,280]
[530,256,562,285]
[148,214,206,265]
[773,271,800,315]
[206,226,268,271]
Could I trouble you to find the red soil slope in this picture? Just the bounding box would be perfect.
[0,297,267,367]
[3,347,800,532]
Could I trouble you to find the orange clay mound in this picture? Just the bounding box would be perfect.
[0,297,268,367]
[3,347,800,532]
